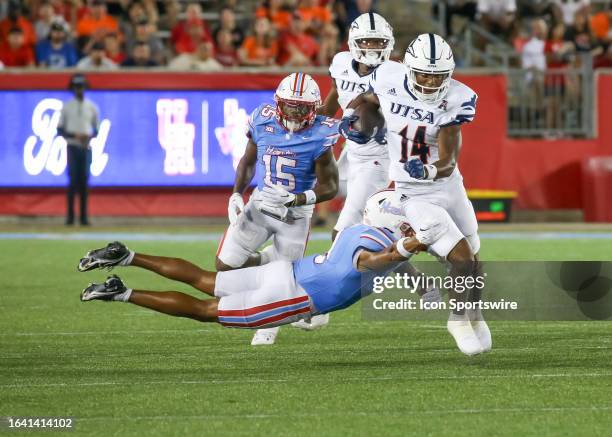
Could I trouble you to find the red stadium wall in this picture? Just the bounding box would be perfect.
[0,71,611,217]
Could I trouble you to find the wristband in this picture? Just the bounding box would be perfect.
[395,238,414,259]
[304,190,317,205]
[424,164,437,180]
[343,107,355,118]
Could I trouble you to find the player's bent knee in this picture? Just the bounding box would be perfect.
[447,238,475,265]
[215,257,236,272]
[196,299,219,322]
[465,233,481,254]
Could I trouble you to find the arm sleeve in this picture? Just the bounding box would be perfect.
[439,93,478,128]
[247,106,259,142]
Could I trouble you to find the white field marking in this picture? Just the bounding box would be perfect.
[0,328,214,336]
[2,373,612,390]
[2,231,612,241]
[2,345,611,361]
[73,406,612,422]
[0,321,604,336]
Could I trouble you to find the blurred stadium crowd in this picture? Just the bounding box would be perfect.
[0,0,610,71]
[0,0,371,70]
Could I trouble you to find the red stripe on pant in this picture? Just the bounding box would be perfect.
[218,295,309,317]
[216,229,228,257]
[220,306,311,328]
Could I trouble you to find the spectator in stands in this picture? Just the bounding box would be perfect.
[213,7,244,49]
[119,0,148,43]
[298,0,332,37]
[545,23,575,130]
[256,0,292,32]
[126,18,165,65]
[590,8,612,43]
[593,42,612,68]
[169,40,223,71]
[522,18,548,72]
[35,19,78,69]
[214,28,239,66]
[551,0,590,26]
[0,0,37,48]
[434,0,477,39]
[238,17,278,66]
[0,27,35,67]
[520,18,548,129]
[277,11,320,66]
[157,0,180,31]
[104,32,126,64]
[76,0,119,48]
[171,2,212,54]
[48,0,79,33]
[77,40,117,70]
[318,17,340,65]
[477,0,517,39]
[34,1,57,41]
[565,11,599,54]
[122,40,158,67]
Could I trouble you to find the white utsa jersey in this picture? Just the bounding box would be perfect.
[370,60,477,189]
[330,51,387,159]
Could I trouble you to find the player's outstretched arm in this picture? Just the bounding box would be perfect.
[318,80,341,117]
[434,124,461,179]
[233,138,258,194]
[356,238,426,272]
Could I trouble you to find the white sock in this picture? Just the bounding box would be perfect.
[113,288,132,302]
[448,312,469,322]
[119,251,135,266]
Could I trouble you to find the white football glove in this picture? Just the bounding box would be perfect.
[228,193,244,225]
[415,220,448,246]
[261,184,296,207]
[258,202,289,222]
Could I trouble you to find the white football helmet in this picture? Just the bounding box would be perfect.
[348,12,394,67]
[363,189,411,239]
[404,33,455,103]
[274,72,321,132]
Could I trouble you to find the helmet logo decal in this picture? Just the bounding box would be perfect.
[380,199,403,216]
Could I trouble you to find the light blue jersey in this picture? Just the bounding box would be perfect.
[248,103,340,193]
[293,224,398,314]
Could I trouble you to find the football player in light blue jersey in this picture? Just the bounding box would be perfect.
[216,72,340,345]
[79,192,461,350]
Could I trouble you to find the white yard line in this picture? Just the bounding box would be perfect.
[2,373,612,390]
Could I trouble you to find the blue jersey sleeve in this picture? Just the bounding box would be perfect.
[247,103,276,143]
[358,227,395,253]
[313,117,340,160]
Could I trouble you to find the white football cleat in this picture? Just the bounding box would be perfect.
[447,313,484,356]
[251,327,279,346]
[291,313,329,331]
[467,308,492,352]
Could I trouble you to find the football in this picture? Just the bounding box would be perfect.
[352,102,386,139]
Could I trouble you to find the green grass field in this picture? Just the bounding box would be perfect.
[1,230,612,436]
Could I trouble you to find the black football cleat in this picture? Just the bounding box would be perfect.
[81,275,127,302]
[78,241,130,272]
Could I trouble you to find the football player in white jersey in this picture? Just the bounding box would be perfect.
[318,12,393,241]
[339,33,491,356]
